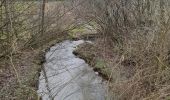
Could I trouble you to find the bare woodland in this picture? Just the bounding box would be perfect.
[0,0,170,100]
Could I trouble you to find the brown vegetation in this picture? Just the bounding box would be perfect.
[0,0,75,99]
[1,0,170,99]
[73,0,170,99]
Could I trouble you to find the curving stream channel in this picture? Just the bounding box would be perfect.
[38,40,110,100]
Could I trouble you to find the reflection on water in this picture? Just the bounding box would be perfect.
[38,40,110,100]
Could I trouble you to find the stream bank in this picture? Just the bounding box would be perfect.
[0,34,71,100]
[38,40,111,100]
[73,41,113,81]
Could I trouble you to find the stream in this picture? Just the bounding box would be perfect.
[38,40,110,100]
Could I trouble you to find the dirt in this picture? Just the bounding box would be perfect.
[0,50,42,100]
[0,34,71,100]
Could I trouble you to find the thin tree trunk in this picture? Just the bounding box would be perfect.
[41,0,46,36]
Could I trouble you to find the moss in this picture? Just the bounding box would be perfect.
[69,27,86,38]
[94,59,112,80]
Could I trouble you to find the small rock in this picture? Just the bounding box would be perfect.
[95,72,99,75]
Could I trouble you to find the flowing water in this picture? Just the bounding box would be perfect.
[38,40,110,100]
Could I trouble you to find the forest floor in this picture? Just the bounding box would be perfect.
[0,49,42,99]
[0,34,70,100]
